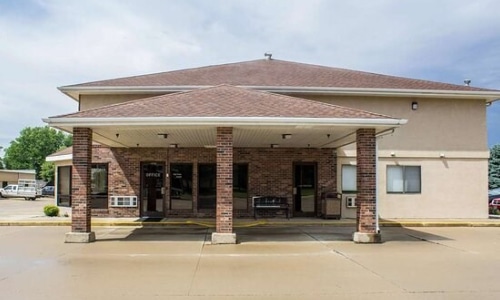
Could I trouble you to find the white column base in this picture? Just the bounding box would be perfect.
[65,232,96,243]
[353,232,381,243]
[211,232,237,244]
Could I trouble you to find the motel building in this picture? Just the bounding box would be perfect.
[44,57,500,244]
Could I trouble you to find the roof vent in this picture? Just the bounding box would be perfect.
[464,79,471,86]
[264,53,272,60]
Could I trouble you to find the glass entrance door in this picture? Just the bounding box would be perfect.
[198,164,216,209]
[293,163,317,217]
[141,162,165,217]
[170,164,193,210]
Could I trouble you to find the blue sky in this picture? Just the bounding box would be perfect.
[0,0,499,154]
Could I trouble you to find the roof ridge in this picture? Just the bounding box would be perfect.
[61,59,268,88]
[59,58,499,94]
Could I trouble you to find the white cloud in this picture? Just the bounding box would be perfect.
[0,0,500,148]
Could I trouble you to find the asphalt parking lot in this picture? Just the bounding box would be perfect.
[1,224,500,299]
[0,196,70,219]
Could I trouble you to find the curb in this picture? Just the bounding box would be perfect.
[1,219,500,227]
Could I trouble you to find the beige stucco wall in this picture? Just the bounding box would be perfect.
[318,94,490,219]
[378,157,488,219]
[79,94,165,111]
[304,95,488,152]
[337,153,489,219]
[0,171,36,186]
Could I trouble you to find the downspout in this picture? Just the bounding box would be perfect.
[374,128,395,234]
[375,138,380,233]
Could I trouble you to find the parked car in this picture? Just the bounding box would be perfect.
[489,188,500,202]
[490,198,500,211]
[41,186,55,197]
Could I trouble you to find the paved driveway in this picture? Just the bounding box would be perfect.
[1,225,499,299]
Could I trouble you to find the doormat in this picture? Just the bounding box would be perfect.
[141,217,164,222]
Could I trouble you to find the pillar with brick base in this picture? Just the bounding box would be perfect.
[66,127,95,243]
[211,127,237,244]
[353,128,381,243]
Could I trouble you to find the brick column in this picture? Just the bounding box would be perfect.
[65,127,95,243]
[211,127,236,244]
[353,128,381,243]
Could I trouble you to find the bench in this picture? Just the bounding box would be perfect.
[253,196,290,219]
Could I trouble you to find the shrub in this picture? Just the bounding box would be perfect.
[43,205,60,217]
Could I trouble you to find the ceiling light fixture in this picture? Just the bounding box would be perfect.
[157,133,168,139]
[282,134,292,140]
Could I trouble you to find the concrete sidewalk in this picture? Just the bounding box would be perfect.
[1,225,500,299]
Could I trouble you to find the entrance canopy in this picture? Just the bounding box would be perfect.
[45,85,407,148]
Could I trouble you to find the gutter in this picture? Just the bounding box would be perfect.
[58,85,500,102]
[43,116,408,128]
[46,154,72,162]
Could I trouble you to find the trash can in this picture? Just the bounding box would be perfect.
[321,192,341,219]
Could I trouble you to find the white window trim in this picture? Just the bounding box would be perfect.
[387,165,421,194]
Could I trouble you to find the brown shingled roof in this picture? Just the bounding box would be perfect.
[55,84,395,120]
[47,146,72,157]
[65,59,493,92]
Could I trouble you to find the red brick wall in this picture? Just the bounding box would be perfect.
[216,127,233,233]
[90,145,336,218]
[71,128,92,232]
[356,129,377,233]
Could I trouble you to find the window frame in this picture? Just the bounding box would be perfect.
[341,164,357,193]
[233,163,249,210]
[197,163,217,209]
[57,166,72,207]
[386,165,421,194]
[90,163,109,209]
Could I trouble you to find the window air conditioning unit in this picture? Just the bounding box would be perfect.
[346,196,357,208]
[110,196,138,207]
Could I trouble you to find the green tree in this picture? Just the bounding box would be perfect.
[40,161,55,184]
[0,146,4,169]
[490,144,500,189]
[3,126,72,178]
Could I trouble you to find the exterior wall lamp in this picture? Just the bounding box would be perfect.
[411,101,418,111]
